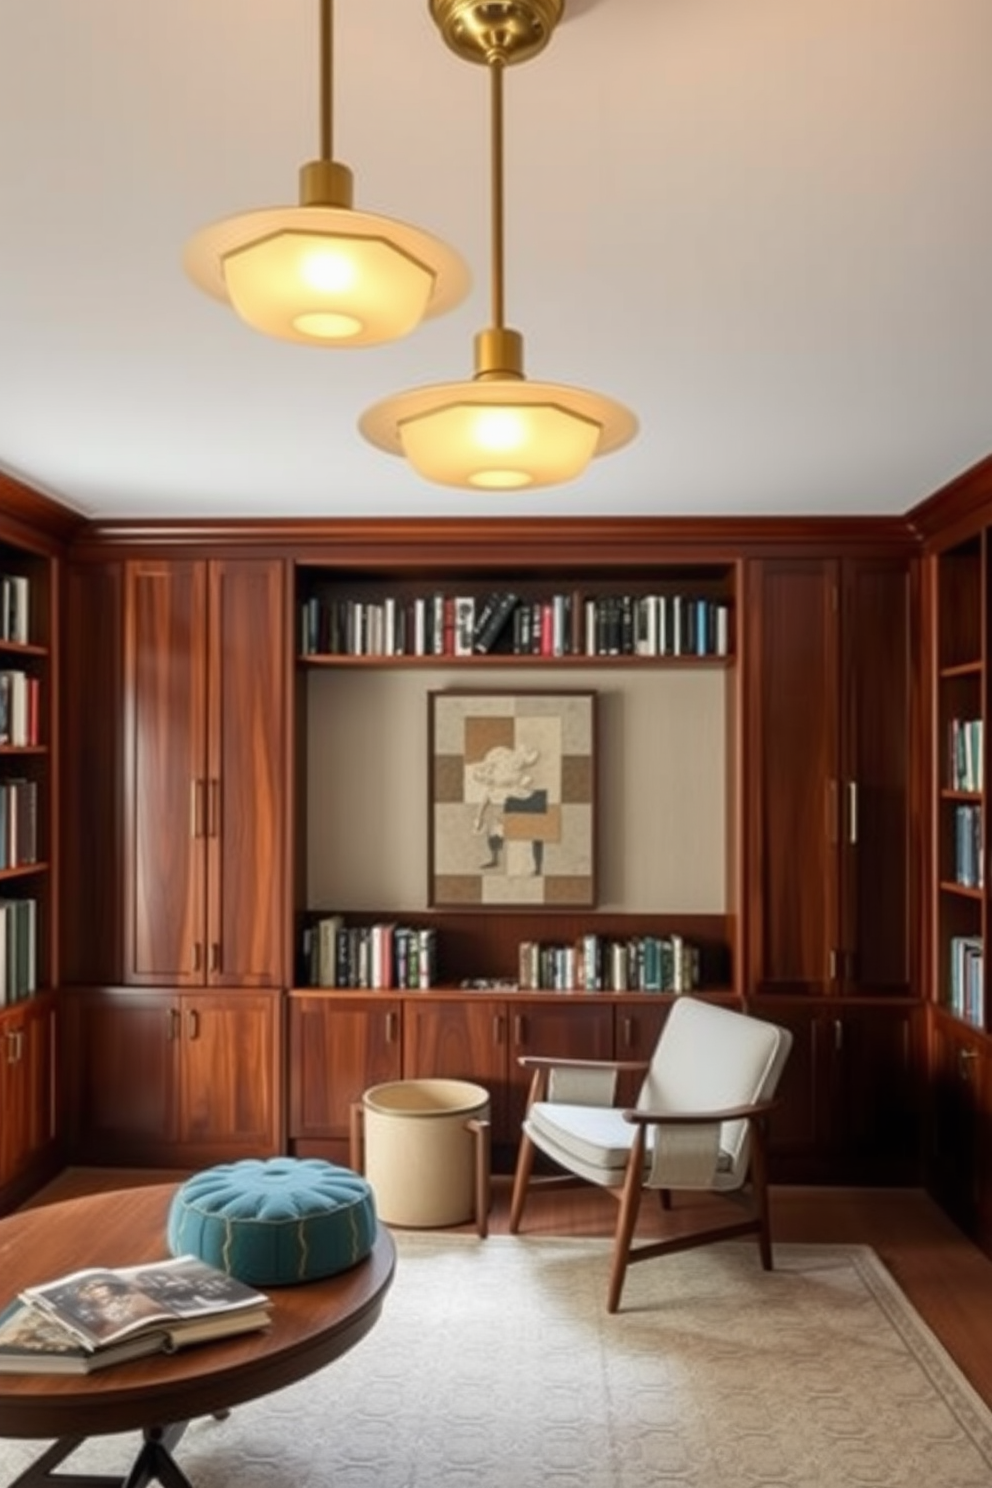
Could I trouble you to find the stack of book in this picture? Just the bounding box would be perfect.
[0,1254,271,1375]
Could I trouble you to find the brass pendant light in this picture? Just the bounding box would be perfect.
[360,0,637,490]
[184,0,469,347]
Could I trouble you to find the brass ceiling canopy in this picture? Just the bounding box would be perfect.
[429,0,564,67]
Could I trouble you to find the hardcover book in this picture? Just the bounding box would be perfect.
[2,1254,271,1373]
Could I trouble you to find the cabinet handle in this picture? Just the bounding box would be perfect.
[513,1014,525,1047]
[847,781,858,845]
[190,779,205,838]
[187,1009,200,1040]
[834,1018,843,1053]
[167,1008,181,1040]
[959,1048,977,1079]
[208,779,220,839]
[192,941,203,973]
[6,1030,21,1064]
[828,949,838,982]
[385,1011,398,1043]
[209,942,220,974]
[492,1014,505,1045]
[621,1017,633,1049]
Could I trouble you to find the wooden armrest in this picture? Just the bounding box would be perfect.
[621,1097,781,1126]
[516,1055,650,1074]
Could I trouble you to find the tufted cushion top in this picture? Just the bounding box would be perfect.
[166,1157,377,1287]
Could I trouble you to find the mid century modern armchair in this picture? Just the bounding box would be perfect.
[508,996,793,1312]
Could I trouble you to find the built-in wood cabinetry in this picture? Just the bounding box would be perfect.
[745,556,913,997]
[9,488,992,1247]
[65,987,283,1164]
[124,559,287,988]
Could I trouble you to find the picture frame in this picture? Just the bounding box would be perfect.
[428,690,597,908]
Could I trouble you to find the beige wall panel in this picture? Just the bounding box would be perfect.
[307,667,727,913]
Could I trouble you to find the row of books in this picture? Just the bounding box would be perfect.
[302,915,438,989]
[0,670,41,747]
[948,935,984,1029]
[299,591,731,660]
[0,574,30,646]
[949,717,982,793]
[0,897,37,1004]
[952,803,983,889]
[518,933,701,993]
[0,778,39,870]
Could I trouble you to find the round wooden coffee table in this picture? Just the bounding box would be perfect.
[0,1185,396,1488]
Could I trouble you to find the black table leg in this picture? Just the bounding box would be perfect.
[10,1423,192,1488]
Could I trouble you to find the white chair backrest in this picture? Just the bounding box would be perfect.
[637,997,792,1172]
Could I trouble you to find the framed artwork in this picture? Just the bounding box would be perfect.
[429,690,597,908]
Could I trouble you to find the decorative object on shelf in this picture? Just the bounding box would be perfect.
[184,0,469,347]
[360,0,637,490]
[429,690,596,908]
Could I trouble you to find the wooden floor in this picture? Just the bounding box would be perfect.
[23,1168,992,1413]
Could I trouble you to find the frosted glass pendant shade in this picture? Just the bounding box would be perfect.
[185,207,469,348]
[360,375,637,490]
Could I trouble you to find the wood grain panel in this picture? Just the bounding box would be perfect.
[65,990,179,1158]
[124,562,206,984]
[403,998,508,1134]
[179,992,280,1149]
[60,561,123,985]
[841,560,911,991]
[746,559,838,992]
[288,995,402,1141]
[207,559,286,987]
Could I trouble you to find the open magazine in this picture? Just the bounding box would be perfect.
[0,1255,271,1373]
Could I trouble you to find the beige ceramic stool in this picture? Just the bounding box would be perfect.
[351,1078,491,1237]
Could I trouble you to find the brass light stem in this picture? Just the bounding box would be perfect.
[320,0,333,161]
[490,58,505,331]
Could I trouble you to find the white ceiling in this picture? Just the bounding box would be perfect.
[2,0,991,524]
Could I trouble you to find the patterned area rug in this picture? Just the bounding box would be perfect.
[4,1235,992,1488]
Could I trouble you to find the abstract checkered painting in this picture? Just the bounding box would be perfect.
[429,691,596,907]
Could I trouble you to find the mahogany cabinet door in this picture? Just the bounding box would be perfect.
[287,995,402,1143]
[746,558,839,994]
[927,1015,990,1237]
[66,990,180,1160]
[178,991,281,1152]
[759,1003,826,1181]
[839,559,912,993]
[206,560,287,988]
[0,999,54,1187]
[506,999,615,1137]
[123,561,207,985]
[822,1002,921,1182]
[402,998,508,1139]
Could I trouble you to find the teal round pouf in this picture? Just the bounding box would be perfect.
[166,1158,377,1287]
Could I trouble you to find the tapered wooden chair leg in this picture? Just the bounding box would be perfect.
[509,1132,537,1233]
[608,1129,647,1314]
[750,1121,773,1270]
